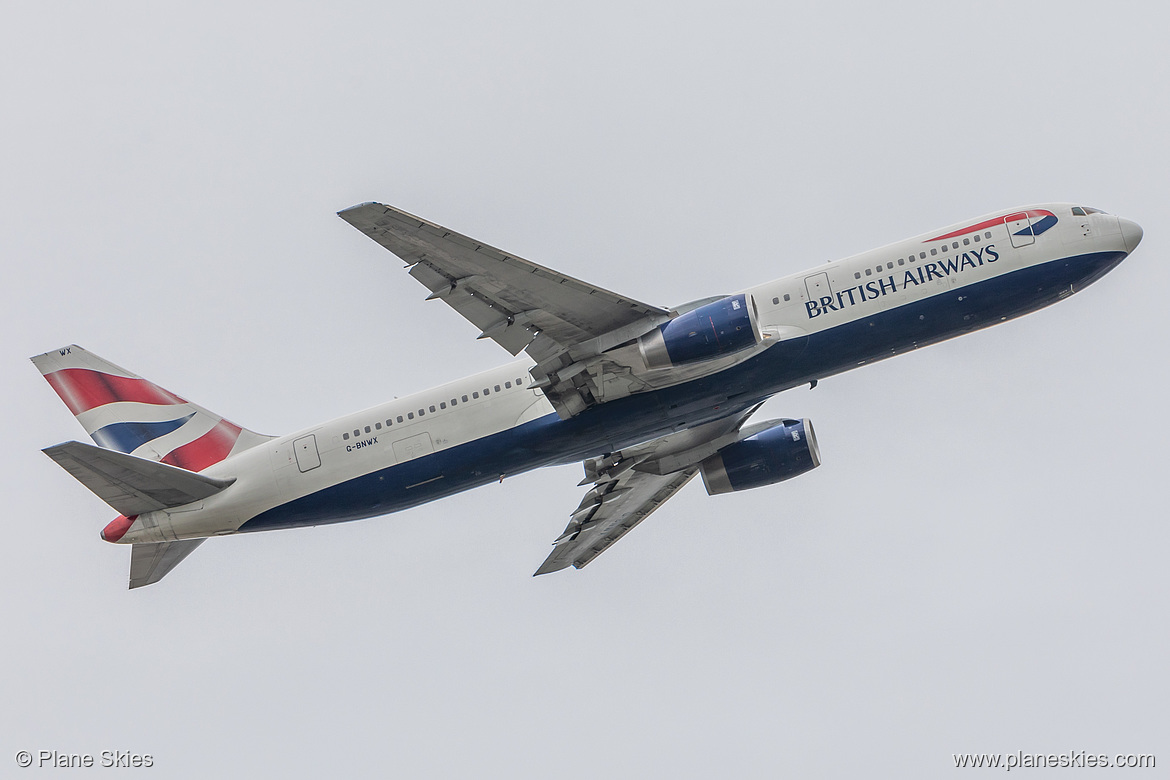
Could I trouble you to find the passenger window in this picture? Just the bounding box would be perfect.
[407,412,414,420]
[919,252,926,259]
[963,238,970,246]
[375,422,382,430]
[440,402,447,409]
[973,234,981,242]
[397,416,403,423]
[505,381,512,389]
[353,429,360,437]
[343,432,350,440]
[865,268,872,276]
[773,296,779,304]
[473,392,479,399]
[386,419,393,427]
[951,242,959,250]
[450,398,457,406]
[897,259,904,266]
[494,385,500,392]
[463,395,470,402]
[854,272,860,279]
[429,405,436,413]
[984,231,992,239]
[418,409,425,416]
[930,248,937,256]
[886,262,893,270]
[483,388,490,395]
[364,426,371,433]
[783,294,790,301]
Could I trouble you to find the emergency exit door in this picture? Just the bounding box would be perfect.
[804,271,832,301]
[293,434,321,472]
[1004,212,1035,248]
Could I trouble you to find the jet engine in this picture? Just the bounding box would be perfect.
[639,294,762,369]
[700,418,820,495]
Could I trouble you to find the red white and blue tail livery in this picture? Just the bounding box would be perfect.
[34,202,1143,588]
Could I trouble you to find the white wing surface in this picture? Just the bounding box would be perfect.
[338,202,673,417]
[338,202,669,356]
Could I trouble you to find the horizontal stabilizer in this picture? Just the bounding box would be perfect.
[43,441,235,517]
[130,539,205,589]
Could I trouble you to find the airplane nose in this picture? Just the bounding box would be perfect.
[1118,217,1143,253]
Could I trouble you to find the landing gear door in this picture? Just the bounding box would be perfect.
[293,434,321,472]
[1005,212,1035,248]
[804,272,832,302]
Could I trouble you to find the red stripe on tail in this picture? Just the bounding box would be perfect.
[44,369,187,415]
[161,420,242,472]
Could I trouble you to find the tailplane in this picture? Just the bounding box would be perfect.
[130,540,205,589]
[42,441,235,517]
[31,345,272,471]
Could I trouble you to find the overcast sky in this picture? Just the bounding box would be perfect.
[2,2,1166,777]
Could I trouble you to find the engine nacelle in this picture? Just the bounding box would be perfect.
[700,418,821,495]
[639,294,761,369]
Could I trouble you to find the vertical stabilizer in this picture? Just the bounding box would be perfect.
[32,345,273,471]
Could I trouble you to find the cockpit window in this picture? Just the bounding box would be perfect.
[1073,206,1105,216]
[1071,207,1086,216]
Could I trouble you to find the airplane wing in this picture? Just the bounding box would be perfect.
[338,202,674,417]
[535,467,698,575]
[129,539,205,589]
[535,407,759,575]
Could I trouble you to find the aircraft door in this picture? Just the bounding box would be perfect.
[393,432,434,462]
[293,434,321,472]
[804,271,833,302]
[1005,212,1036,248]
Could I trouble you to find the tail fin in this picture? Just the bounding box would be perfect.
[31,345,272,471]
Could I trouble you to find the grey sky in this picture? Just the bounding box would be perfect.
[2,1,1166,777]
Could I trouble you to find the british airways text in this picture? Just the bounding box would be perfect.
[805,245,999,319]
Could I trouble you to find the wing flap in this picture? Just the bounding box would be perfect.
[535,405,765,574]
[129,539,205,589]
[535,467,698,575]
[43,441,235,516]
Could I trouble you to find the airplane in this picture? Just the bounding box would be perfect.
[33,202,1143,588]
